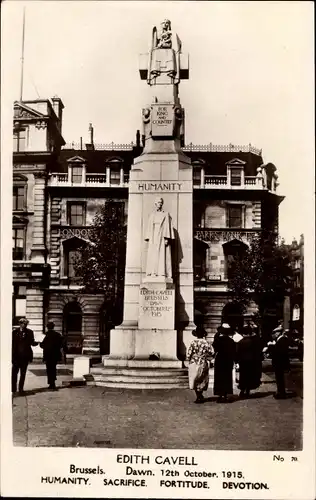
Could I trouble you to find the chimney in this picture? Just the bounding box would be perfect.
[86,123,95,151]
[51,96,64,131]
[89,123,94,145]
[136,129,140,148]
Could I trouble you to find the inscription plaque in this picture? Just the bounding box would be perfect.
[151,105,174,137]
[138,284,175,330]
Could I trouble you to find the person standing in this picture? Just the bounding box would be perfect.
[268,328,290,399]
[12,318,38,394]
[237,325,262,398]
[40,322,63,390]
[187,325,213,404]
[213,323,236,403]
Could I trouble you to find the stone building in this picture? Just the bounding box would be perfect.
[12,98,283,356]
[287,235,304,334]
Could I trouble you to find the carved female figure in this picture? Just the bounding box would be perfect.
[144,198,174,279]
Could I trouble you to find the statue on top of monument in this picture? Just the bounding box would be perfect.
[155,19,172,49]
[148,19,182,85]
[144,197,175,280]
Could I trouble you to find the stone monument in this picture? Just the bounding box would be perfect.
[104,20,194,372]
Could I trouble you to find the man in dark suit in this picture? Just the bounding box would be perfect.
[268,328,290,399]
[12,318,38,393]
[40,322,63,390]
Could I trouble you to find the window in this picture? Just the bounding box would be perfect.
[67,250,81,278]
[70,166,83,184]
[13,186,25,211]
[223,240,248,280]
[13,128,27,152]
[110,169,120,185]
[12,285,27,326]
[68,203,85,225]
[12,228,25,260]
[123,171,129,184]
[230,168,242,186]
[193,168,201,186]
[193,239,208,281]
[227,205,243,228]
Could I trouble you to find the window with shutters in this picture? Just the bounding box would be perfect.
[230,168,242,186]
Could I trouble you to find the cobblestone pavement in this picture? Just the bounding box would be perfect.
[12,362,303,450]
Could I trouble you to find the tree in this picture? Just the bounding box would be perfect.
[227,231,293,338]
[73,202,126,311]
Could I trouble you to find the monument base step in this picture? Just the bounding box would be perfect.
[90,365,190,389]
[102,357,182,369]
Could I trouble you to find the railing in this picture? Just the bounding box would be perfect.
[205,175,227,186]
[183,143,262,156]
[49,173,129,188]
[63,141,262,156]
[201,174,265,190]
[245,176,257,186]
[49,172,275,191]
[55,174,68,183]
[63,142,135,151]
[86,174,107,184]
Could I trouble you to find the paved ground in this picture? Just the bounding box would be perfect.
[12,361,303,450]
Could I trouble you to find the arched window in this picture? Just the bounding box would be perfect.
[192,159,205,187]
[106,157,124,186]
[63,301,83,354]
[62,237,87,281]
[292,304,300,322]
[223,239,248,280]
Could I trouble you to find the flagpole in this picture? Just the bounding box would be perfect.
[20,7,26,101]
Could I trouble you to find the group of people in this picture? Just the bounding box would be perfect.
[12,315,291,400]
[188,319,291,404]
[12,318,64,394]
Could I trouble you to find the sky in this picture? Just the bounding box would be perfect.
[2,0,314,242]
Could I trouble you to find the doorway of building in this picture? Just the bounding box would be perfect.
[63,301,83,354]
[99,301,123,355]
[222,302,244,332]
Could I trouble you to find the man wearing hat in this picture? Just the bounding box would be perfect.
[40,322,63,390]
[267,326,290,399]
[12,318,38,393]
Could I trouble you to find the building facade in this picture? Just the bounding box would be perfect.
[12,98,283,357]
[287,235,304,334]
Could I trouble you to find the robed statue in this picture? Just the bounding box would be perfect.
[144,198,174,279]
[148,19,182,85]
